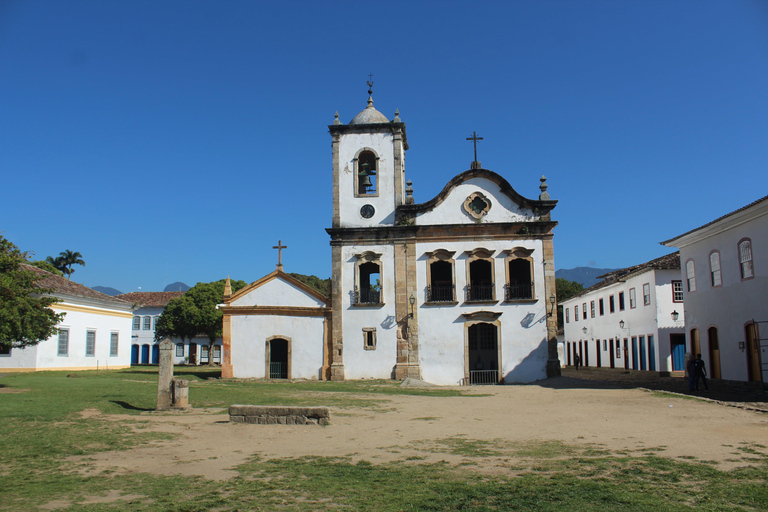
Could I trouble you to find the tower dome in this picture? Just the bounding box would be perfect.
[349,98,389,124]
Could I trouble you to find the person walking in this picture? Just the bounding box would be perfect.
[574,353,580,370]
[686,355,695,391]
[693,353,708,391]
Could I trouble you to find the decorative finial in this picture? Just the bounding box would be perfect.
[405,180,414,204]
[366,73,374,107]
[539,175,550,200]
[223,276,232,299]
[273,240,287,271]
[394,109,401,122]
[333,111,340,125]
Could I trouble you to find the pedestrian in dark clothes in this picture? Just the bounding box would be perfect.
[574,354,580,370]
[693,353,708,391]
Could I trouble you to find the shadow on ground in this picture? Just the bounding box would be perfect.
[533,367,767,409]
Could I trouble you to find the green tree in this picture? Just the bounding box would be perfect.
[155,278,247,365]
[57,250,85,280]
[29,260,64,277]
[288,273,330,296]
[45,255,67,274]
[555,277,584,329]
[0,235,65,349]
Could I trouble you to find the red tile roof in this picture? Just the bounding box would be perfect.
[23,264,132,307]
[115,291,185,308]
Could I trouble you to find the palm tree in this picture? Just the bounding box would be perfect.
[58,250,85,280]
[45,255,67,274]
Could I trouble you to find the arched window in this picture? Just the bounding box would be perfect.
[143,316,152,330]
[353,251,383,305]
[739,239,754,279]
[425,249,456,303]
[132,316,141,330]
[504,247,534,301]
[354,149,378,196]
[709,251,722,287]
[686,260,696,292]
[465,248,495,302]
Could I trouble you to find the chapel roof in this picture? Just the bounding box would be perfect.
[23,264,133,307]
[349,97,390,125]
[116,291,185,308]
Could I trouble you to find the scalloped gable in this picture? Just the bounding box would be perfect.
[226,271,327,308]
[400,169,556,226]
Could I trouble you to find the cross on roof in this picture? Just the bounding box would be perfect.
[466,131,483,163]
[273,240,287,270]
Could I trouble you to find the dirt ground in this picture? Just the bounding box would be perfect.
[71,369,768,481]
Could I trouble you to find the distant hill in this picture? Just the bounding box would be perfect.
[164,281,190,292]
[555,267,617,288]
[92,286,123,296]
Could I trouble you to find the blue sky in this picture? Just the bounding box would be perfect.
[2,0,767,293]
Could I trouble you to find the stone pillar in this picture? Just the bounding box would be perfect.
[543,236,561,377]
[172,377,190,409]
[329,243,345,380]
[221,313,233,378]
[156,338,174,411]
[394,236,421,380]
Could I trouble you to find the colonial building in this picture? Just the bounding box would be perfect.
[117,291,224,366]
[561,252,686,374]
[662,195,767,383]
[222,87,560,384]
[0,265,135,371]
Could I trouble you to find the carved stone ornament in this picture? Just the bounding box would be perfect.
[463,191,492,219]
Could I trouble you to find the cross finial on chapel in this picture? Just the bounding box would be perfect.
[273,240,287,270]
[467,131,483,169]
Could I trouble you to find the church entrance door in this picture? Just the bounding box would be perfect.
[269,338,289,379]
[467,323,499,384]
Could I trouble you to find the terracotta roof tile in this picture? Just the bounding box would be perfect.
[23,264,132,307]
[115,291,185,307]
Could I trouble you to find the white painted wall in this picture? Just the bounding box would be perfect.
[562,268,685,373]
[415,239,549,385]
[230,314,325,379]
[673,208,768,381]
[338,132,398,228]
[415,178,538,226]
[231,278,325,307]
[0,296,133,371]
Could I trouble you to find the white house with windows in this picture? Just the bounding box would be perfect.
[560,252,686,374]
[0,265,135,371]
[222,88,560,385]
[662,195,768,384]
[117,291,224,366]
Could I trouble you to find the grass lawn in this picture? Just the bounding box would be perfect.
[1,367,766,511]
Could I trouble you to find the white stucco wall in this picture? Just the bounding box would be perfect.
[672,207,768,382]
[562,268,685,373]
[340,244,399,379]
[230,315,325,379]
[338,132,398,228]
[415,178,538,226]
[415,239,549,385]
[1,297,134,371]
[231,278,325,308]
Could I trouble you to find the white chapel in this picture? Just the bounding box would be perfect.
[221,85,560,385]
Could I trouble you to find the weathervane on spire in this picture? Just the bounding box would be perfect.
[366,73,374,106]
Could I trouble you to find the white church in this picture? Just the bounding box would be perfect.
[220,86,560,385]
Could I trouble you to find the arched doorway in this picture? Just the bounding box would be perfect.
[467,322,499,384]
[151,344,159,365]
[746,322,762,382]
[131,344,139,365]
[140,344,150,364]
[708,327,721,379]
[266,337,290,379]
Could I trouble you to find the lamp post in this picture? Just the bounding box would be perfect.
[409,293,416,318]
[549,295,556,317]
[671,310,679,322]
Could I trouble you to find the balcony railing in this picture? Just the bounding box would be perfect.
[505,281,534,300]
[466,283,495,302]
[427,284,455,302]
[354,286,381,305]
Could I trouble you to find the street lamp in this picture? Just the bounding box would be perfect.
[619,320,625,329]
[582,327,588,335]
[409,293,416,318]
[549,295,556,317]
[671,310,679,322]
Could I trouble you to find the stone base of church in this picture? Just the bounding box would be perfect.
[546,358,562,378]
[221,363,234,379]
[393,363,421,381]
[329,364,345,381]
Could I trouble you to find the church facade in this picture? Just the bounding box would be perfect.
[222,89,560,385]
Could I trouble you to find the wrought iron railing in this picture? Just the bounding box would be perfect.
[463,370,499,385]
[269,362,287,379]
[466,283,495,301]
[354,286,381,304]
[505,281,534,300]
[427,284,455,302]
